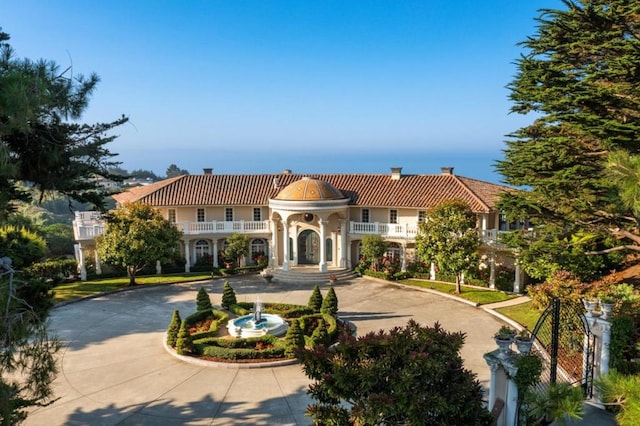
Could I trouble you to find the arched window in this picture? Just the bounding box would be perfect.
[326,238,333,262]
[385,242,401,260]
[250,238,268,264]
[194,240,210,261]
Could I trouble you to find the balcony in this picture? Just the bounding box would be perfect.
[175,220,270,235]
[349,222,419,238]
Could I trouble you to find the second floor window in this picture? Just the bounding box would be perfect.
[361,208,370,223]
[253,207,261,221]
[389,209,398,224]
[168,209,176,223]
[196,208,205,222]
[225,208,233,222]
[418,210,426,222]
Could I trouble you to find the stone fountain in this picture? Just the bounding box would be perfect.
[227,296,289,338]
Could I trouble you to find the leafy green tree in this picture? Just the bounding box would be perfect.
[166,309,181,348]
[196,287,212,311]
[360,234,388,271]
[175,320,193,355]
[0,226,46,268]
[284,319,305,358]
[496,2,640,276]
[308,285,323,313]
[221,281,237,309]
[97,202,182,286]
[321,286,338,316]
[128,169,160,181]
[298,320,492,425]
[415,200,479,293]
[42,223,74,257]
[165,164,189,178]
[0,29,127,219]
[223,233,249,267]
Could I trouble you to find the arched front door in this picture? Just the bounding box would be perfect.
[298,229,320,264]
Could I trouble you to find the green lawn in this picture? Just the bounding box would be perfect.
[399,279,518,305]
[53,273,214,303]
[495,301,541,331]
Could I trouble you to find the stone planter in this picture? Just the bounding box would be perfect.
[494,337,514,358]
[599,301,615,320]
[515,337,533,354]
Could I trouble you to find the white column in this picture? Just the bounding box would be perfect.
[513,259,521,293]
[213,240,219,268]
[319,219,327,272]
[430,262,436,280]
[75,244,87,281]
[270,219,278,267]
[505,369,519,426]
[599,320,612,377]
[184,240,191,273]
[401,242,407,272]
[282,220,290,271]
[489,254,496,289]
[156,260,161,275]
[94,248,102,275]
[340,219,348,268]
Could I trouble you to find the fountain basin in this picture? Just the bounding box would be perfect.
[227,313,289,338]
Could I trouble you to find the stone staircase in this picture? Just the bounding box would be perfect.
[269,266,358,285]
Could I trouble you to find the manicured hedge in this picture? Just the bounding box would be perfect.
[184,309,229,339]
[193,334,286,360]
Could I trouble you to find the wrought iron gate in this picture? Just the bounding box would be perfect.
[531,298,596,397]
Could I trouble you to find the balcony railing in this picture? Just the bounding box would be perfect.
[349,222,419,238]
[176,220,270,234]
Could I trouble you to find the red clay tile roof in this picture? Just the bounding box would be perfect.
[111,173,514,213]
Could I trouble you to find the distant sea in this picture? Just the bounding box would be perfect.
[117,148,508,186]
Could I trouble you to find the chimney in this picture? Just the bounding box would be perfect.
[441,167,454,175]
[203,168,213,175]
[390,167,402,180]
[282,169,292,175]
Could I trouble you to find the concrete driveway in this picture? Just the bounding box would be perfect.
[25,275,505,425]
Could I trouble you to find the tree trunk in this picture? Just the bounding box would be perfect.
[455,274,462,294]
[128,267,137,286]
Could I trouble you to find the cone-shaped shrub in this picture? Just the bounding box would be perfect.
[310,319,328,348]
[284,319,305,358]
[196,287,213,311]
[308,285,323,313]
[321,286,338,316]
[221,281,237,309]
[166,309,182,347]
[175,320,194,355]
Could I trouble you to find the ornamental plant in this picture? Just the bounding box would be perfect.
[196,287,213,311]
[175,320,193,355]
[221,281,237,309]
[284,319,305,357]
[309,319,329,348]
[321,286,338,316]
[308,285,323,313]
[166,309,181,347]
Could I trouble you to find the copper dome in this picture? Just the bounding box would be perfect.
[275,177,345,201]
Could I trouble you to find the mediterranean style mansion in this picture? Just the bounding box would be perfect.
[73,166,526,289]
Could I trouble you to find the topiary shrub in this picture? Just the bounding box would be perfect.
[175,320,194,355]
[308,285,323,313]
[321,286,338,316]
[221,281,237,309]
[284,319,305,358]
[309,319,329,348]
[196,287,213,311]
[166,309,182,347]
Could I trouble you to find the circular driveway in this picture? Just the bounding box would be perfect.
[25,275,505,425]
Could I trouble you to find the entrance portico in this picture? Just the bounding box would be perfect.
[269,177,349,272]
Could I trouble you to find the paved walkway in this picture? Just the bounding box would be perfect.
[24,276,613,425]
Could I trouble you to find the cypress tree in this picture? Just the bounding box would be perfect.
[166,309,181,347]
[308,285,323,313]
[196,287,213,311]
[321,286,338,316]
[310,319,328,348]
[175,320,193,355]
[221,281,237,309]
[284,319,305,358]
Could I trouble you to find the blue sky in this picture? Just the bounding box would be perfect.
[3,1,563,182]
